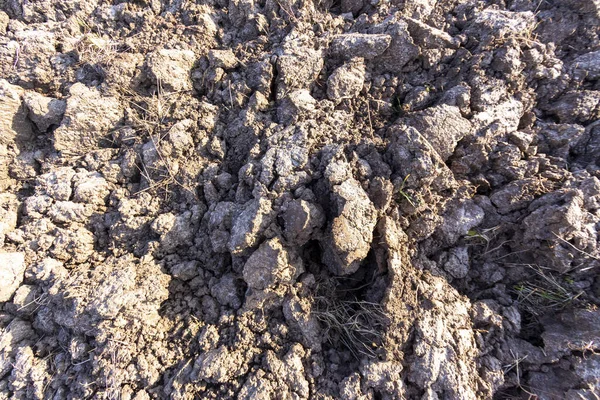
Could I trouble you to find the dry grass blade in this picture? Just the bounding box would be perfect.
[312,293,387,359]
[512,264,584,316]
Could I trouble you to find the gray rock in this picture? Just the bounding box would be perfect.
[327,58,365,102]
[330,34,392,60]
[208,49,238,70]
[281,199,324,246]
[229,198,273,255]
[0,193,18,244]
[404,104,472,161]
[277,89,316,125]
[323,178,378,276]
[541,309,600,357]
[546,90,600,124]
[242,237,303,290]
[572,50,600,80]
[36,167,76,201]
[437,199,485,246]
[376,20,419,72]
[23,91,66,132]
[276,35,324,98]
[442,246,469,279]
[170,260,198,281]
[405,17,460,49]
[210,273,242,309]
[0,252,26,302]
[0,80,33,145]
[145,49,196,92]
[53,84,123,156]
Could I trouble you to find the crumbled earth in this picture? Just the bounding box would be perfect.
[1,0,600,399]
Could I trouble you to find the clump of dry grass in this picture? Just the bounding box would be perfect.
[120,85,197,198]
[512,264,584,316]
[312,278,388,359]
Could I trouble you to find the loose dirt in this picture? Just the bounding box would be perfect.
[1,0,599,399]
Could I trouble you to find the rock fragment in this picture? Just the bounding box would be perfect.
[327,58,365,102]
[53,84,122,155]
[243,238,303,290]
[404,104,472,161]
[0,252,26,302]
[376,20,419,72]
[229,198,273,255]
[572,50,600,80]
[23,92,66,132]
[208,49,238,70]
[145,49,196,92]
[323,178,378,276]
[546,90,600,124]
[406,17,460,49]
[330,34,392,59]
[0,80,33,145]
[277,89,316,125]
[281,199,324,246]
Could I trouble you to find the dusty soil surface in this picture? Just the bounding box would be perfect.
[1,0,600,398]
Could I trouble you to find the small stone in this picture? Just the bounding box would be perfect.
[281,199,325,246]
[376,21,419,72]
[145,49,196,92]
[0,80,33,145]
[23,92,66,132]
[0,252,26,302]
[322,178,378,275]
[53,84,122,156]
[243,237,304,290]
[330,34,392,59]
[327,58,365,102]
[208,49,239,70]
[443,246,469,279]
[277,89,316,125]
